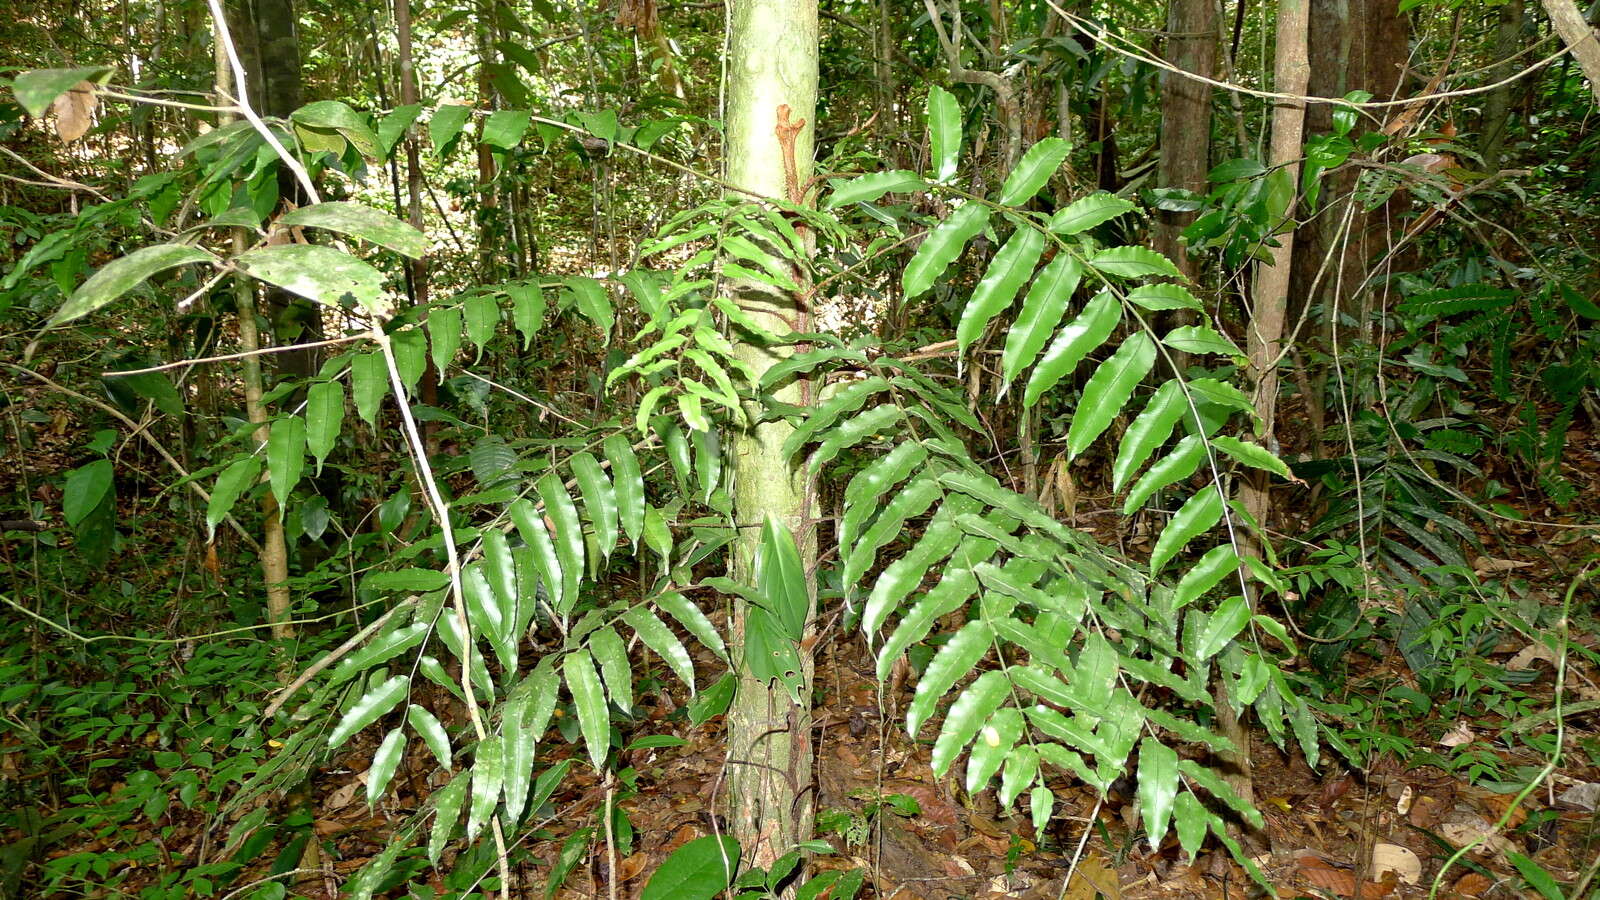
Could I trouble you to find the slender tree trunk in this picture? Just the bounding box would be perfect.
[1541,0,1600,106]
[1153,0,1215,284]
[215,17,292,640]
[230,0,320,380]
[394,0,439,447]
[1483,0,1526,169]
[723,0,819,875]
[1225,0,1309,829]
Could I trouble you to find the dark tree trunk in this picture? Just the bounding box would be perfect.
[1289,0,1409,342]
[1153,0,1215,284]
[230,0,320,381]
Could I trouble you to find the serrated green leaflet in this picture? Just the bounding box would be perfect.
[1173,544,1240,609]
[1022,290,1119,407]
[1149,484,1224,574]
[965,706,1023,794]
[1001,252,1084,387]
[825,169,925,208]
[1188,593,1251,662]
[564,650,609,770]
[1087,245,1183,279]
[903,203,989,299]
[1123,433,1206,514]
[957,226,1044,358]
[1137,738,1179,849]
[367,728,406,806]
[1047,192,1136,234]
[1112,380,1185,491]
[906,618,992,736]
[1067,332,1156,459]
[327,675,408,748]
[997,137,1070,206]
[927,86,961,182]
[930,669,1008,777]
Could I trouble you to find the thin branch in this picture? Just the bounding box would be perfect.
[102,334,368,376]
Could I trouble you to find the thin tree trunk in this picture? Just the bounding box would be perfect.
[1154,0,1215,284]
[1226,0,1310,829]
[215,16,292,640]
[1541,0,1600,106]
[1483,0,1526,169]
[723,0,819,876]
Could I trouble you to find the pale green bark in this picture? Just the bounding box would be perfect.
[722,0,819,874]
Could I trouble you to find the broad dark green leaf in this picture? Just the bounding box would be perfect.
[428,103,473,155]
[52,244,217,325]
[278,202,427,259]
[481,109,531,149]
[206,455,261,538]
[758,515,809,641]
[63,459,113,527]
[267,414,306,510]
[12,67,113,117]
[291,100,380,157]
[641,835,740,900]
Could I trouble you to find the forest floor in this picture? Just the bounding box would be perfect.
[4,389,1599,899]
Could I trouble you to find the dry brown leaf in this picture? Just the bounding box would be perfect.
[1452,872,1492,896]
[1439,720,1476,747]
[1059,852,1119,900]
[614,851,650,882]
[1370,843,1422,885]
[51,81,96,142]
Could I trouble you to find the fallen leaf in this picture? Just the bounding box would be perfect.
[1439,721,1475,747]
[1558,781,1599,811]
[1452,872,1492,896]
[1370,843,1422,885]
